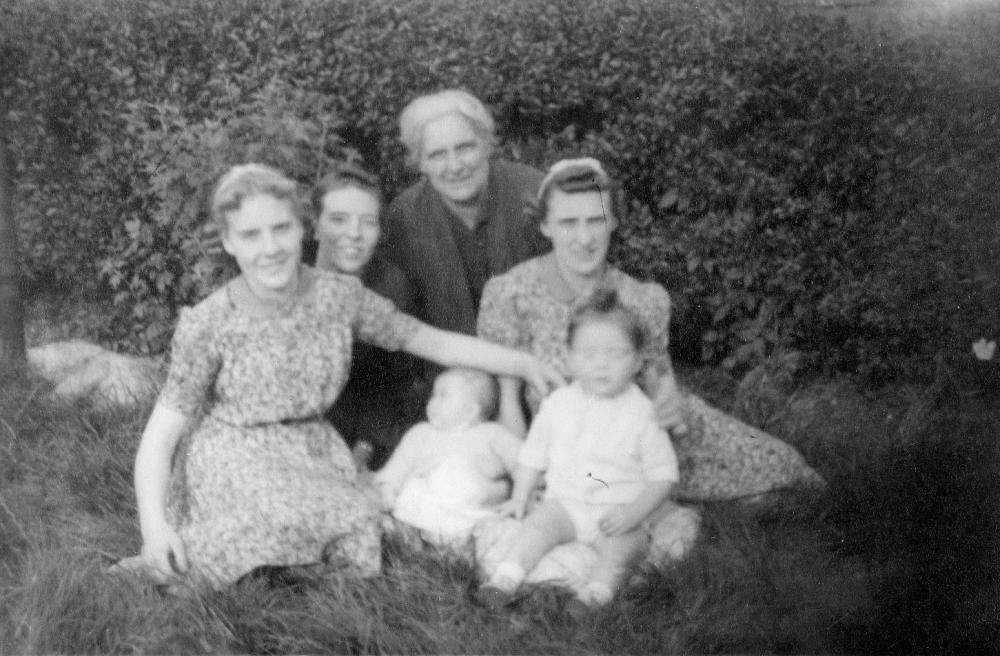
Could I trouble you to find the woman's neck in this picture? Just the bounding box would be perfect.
[547,254,608,299]
[231,266,310,315]
[441,194,482,230]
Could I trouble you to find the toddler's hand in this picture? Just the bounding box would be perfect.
[654,398,688,437]
[496,498,526,520]
[663,416,689,438]
[599,507,640,537]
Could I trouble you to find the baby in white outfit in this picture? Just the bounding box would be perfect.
[374,367,521,547]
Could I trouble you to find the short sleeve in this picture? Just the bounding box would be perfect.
[158,307,221,416]
[354,285,421,351]
[477,274,524,349]
[518,396,554,470]
[638,417,679,483]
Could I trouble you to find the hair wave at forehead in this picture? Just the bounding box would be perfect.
[524,158,627,226]
[397,89,497,168]
[210,163,306,234]
[312,161,383,213]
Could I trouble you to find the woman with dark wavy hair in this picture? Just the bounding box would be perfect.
[478,158,826,502]
[312,162,425,468]
[110,164,563,592]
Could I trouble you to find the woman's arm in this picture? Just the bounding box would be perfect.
[134,402,191,577]
[404,325,564,396]
[642,360,687,437]
[495,376,527,437]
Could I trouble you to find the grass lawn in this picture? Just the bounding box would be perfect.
[1,1,997,652]
[1,364,996,654]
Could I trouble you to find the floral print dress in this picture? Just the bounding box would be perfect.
[477,256,825,501]
[160,268,419,589]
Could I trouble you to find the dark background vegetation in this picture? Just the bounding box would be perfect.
[1,0,998,654]
[2,0,997,380]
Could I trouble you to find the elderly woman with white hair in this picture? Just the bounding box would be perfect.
[382,89,549,337]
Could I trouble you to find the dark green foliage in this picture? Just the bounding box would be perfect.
[2,0,997,375]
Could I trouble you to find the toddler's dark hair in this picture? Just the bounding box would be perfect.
[567,287,646,351]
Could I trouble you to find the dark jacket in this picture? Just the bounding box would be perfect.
[381,159,549,336]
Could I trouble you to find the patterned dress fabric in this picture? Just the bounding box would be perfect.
[477,257,826,502]
[160,268,420,589]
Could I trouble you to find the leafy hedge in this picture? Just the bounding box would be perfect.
[2,0,997,377]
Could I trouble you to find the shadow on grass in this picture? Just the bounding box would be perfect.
[825,393,1000,654]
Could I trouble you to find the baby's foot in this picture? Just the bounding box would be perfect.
[475,562,525,611]
[475,584,514,611]
[578,581,614,607]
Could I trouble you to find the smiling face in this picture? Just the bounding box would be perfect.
[417,113,491,205]
[568,318,642,398]
[221,193,304,300]
[540,189,616,281]
[315,186,381,275]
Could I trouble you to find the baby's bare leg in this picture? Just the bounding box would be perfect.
[486,500,576,591]
[509,500,576,572]
[585,530,650,604]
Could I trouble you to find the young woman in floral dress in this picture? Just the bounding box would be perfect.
[477,158,825,502]
[113,164,562,591]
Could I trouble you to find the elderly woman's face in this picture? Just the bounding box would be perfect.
[539,189,616,279]
[316,186,381,275]
[418,113,490,205]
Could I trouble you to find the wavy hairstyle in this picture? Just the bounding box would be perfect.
[312,161,384,212]
[524,158,627,226]
[210,163,306,234]
[397,89,497,168]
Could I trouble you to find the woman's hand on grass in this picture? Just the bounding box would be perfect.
[141,522,188,580]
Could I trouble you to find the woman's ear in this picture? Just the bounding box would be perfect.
[538,217,553,241]
[220,232,234,257]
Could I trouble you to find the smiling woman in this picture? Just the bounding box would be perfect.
[382,89,549,343]
[313,163,426,467]
[110,163,566,592]
[478,158,827,501]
